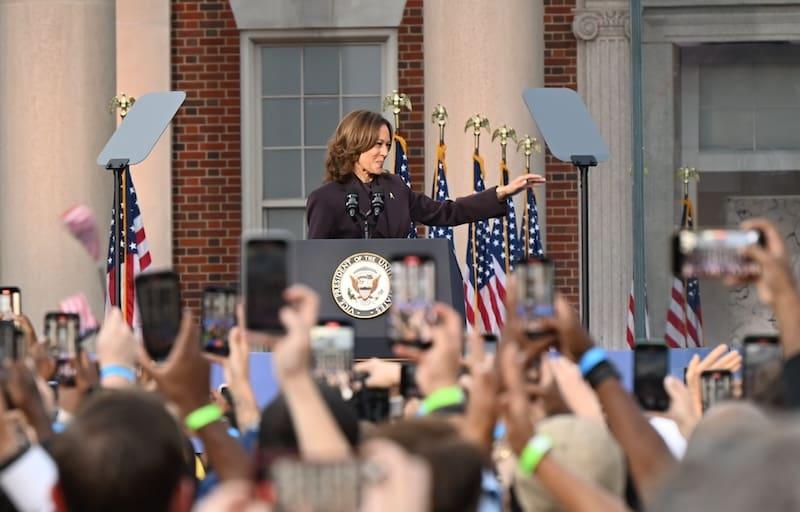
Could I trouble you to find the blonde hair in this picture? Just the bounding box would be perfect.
[324,110,393,183]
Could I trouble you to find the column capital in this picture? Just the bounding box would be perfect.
[572,9,630,41]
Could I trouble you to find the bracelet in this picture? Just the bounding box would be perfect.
[585,360,620,389]
[518,434,554,476]
[578,347,607,376]
[185,404,223,431]
[419,386,465,416]
[100,365,136,383]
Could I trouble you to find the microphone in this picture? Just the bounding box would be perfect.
[370,187,385,219]
[345,191,359,220]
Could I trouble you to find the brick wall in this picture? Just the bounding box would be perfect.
[171,0,242,311]
[170,0,426,311]
[543,0,579,306]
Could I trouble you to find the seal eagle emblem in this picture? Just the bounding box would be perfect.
[331,253,392,319]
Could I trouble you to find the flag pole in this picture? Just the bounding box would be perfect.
[516,135,541,259]
[431,105,448,198]
[492,125,517,274]
[109,94,135,313]
[465,114,490,330]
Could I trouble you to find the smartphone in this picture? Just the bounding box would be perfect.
[135,270,182,361]
[0,287,21,320]
[44,312,80,386]
[0,320,24,361]
[388,254,436,350]
[515,258,555,338]
[672,229,763,279]
[311,320,355,375]
[242,233,290,334]
[633,343,670,411]
[351,383,390,423]
[271,459,361,512]
[743,335,782,402]
[399,363,420,399]
[700,369,733,412]
[201,286,237,357]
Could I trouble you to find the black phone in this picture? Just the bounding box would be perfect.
[514,258,555,338]
[743,335,782,402]
[0,287,21,319]
[700,369,733,412]
[243,234,290,334]
[44,312,80,386]
[399,363,420,399]
[633,343,670,411]
[388,254,436,350]
[672,229,764,279]
[135,270,182,361]
[0,320,24,361]
[201,286,237,357]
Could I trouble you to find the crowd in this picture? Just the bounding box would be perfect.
[0,215,798,512]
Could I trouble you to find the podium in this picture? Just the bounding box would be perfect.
[294,238,464,358]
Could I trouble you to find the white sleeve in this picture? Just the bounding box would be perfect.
[0,445,58,512]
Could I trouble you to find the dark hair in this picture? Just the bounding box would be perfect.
[324,110,393,183]
[50,390,191,512]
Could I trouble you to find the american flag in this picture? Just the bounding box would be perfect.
[106,169,151,326]
[427,143,454,251]
[393,134,417,238]
[464,154,502,333]
[625,280,651,348]
[665,197,703,348]
[60,292,98,336]
[521,189,545,260]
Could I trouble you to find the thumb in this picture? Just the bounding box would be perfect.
[663,375,687,400]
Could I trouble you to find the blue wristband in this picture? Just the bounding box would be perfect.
[100,365,136,383]
[578,347,607,377]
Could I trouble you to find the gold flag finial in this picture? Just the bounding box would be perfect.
[383,90,412,131]
[109,93,136,118]
[492,125,517,161]
[677,166,699,197]
[431,104,448,144]
[516,134,542,171]
[464,114,490,153]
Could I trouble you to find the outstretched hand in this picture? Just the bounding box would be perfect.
[271,285,319,383]
[497,173,546,199]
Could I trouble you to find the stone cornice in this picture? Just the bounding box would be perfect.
[573,9,631,41]
[229,0,406,30]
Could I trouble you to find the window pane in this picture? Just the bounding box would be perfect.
[755,108,800,150]
[342,45,381,95]
[263,208,305,240]
[304,98,339,146]
[263,149,302,199]
[304,46,339,95]
[304,148,327,195]
[699,65,753,108]
[262,47,300,95]
[756,65,800,108]
[343,96,381,115]
[263,99,300,147]
[699,109,753,150]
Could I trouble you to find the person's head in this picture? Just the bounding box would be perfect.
[50,390,193,512]
[684,401,771,462]
[370,418,484,512]
[513,414,626,512]
[324,110,393,183]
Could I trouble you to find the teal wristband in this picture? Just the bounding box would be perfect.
[185,404,223,431]
[578,347,607,377]
[100,365,136,383]
[419,386,465,416]
[518,434,554,476]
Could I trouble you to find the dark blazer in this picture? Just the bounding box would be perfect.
[306,173,507,239]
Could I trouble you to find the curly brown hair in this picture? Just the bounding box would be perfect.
[324,110,393,183]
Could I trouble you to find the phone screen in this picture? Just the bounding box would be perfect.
[44,313,80,386]
[311,321,355,374]
[388,255,435,349]
[245,239,288,334]
[743,335,782,402]
[0,287,21,319]
[673,229,762,279]
[135,271,182,361]
[515,258,555,337]
[634,344,670,411]
[700,369,733,412]
[202,287,237,357]
[271,459,361,512]
[0,321,19,361]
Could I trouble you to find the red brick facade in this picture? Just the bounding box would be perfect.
[543,0,579,306]
[397,0,425,194]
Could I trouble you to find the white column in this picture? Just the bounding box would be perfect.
[0,0,115,325]
[424,0,546,266]
[573,2,632,348]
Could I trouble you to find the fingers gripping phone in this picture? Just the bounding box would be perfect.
[242,233,290,335]
[135,271,182,361]
[0,288,21,320]
[201,287,237,357]
[634,344,670,411]
[44,312,80,386]
[743,335,782,402]
[672,229,764,279]
[700,369,733,412]
[515,258,555,338]
[388,254,435,350]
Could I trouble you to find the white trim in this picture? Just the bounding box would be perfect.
[241,28,398,234]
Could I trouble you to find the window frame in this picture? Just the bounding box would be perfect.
[241,28,398,236]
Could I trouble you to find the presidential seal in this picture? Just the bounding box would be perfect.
[331,253,392,319]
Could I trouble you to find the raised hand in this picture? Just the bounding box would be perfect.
[271,285,319,383]
[497,173,546,199]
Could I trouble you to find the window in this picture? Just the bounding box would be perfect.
[241,29,396,239]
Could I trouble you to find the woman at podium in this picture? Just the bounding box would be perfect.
[306,110,545,239]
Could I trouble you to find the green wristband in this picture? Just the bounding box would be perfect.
[185,404,223,431]
[419,386,465,415]
[518,434,554,476]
